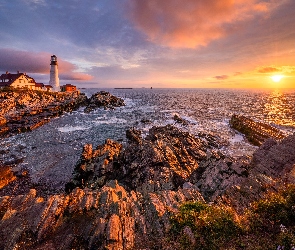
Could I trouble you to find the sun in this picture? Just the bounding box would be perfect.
[271,75,284,82]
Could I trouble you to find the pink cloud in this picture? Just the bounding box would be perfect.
[60,73,93,81]
[126,0,280,48]
[0,48,92,81]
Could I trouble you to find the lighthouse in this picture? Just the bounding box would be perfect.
[49,55,60,91]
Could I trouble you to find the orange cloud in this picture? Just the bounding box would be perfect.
[214,75,229,80]
[257,66,280,73]
[257,65,295,74]
[127,0,280,48]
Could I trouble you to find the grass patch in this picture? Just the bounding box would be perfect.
[170,185,295,249]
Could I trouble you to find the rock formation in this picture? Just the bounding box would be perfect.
[230,114,285,146]
[84,91,125,113]
[66,125,222,194]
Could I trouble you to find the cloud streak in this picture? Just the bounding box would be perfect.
[0,48,92,81]
[127,0,281,48]
[214,75,229,80]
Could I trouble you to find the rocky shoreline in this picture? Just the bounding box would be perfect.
[0,92,295,249]
[0,89,124,138]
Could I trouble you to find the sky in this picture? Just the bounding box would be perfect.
[0,0,295,88]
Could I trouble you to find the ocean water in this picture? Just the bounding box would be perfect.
[1,88,295,190]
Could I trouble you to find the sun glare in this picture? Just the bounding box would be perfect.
[271,75,284,83]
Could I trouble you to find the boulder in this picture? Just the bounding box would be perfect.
[84,91,125,113]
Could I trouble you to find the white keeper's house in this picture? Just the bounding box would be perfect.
[0,71,49,91]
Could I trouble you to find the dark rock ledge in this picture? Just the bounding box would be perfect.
[230,114,286,146]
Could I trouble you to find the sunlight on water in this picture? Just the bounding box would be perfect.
[263,90,295,128]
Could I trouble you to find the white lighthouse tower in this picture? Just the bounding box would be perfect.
[49,55,60,91]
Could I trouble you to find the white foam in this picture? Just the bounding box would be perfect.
[93,116,127,125]
[57,125,90,133]
[229,134,244,143]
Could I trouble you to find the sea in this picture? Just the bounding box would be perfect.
[1,88,295,191]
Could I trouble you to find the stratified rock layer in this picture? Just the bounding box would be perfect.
[230,114,285,146]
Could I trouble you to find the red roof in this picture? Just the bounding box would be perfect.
[44,85,53,88]
[35,83,44,88]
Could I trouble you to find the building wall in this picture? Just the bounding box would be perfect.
[10,75,36,89]
[49,65,60,91]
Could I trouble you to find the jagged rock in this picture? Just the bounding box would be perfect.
[1,124,295,248]
[229,114,285,146]
[189,156,250,200]
[173,114,188,125]
[0,181,204,249]
[0,116,6,126]
[67,125,218,194]
[84,91,125,113]
[66,139,123,191]
[126,127,142,143]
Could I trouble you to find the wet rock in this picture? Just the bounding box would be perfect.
[173,114,188,125]
[126,127,142,143]
[84,91,125,113]
[230,114,285,146]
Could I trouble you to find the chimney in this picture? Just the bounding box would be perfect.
[6,71,8,74]
[17,70,20,74]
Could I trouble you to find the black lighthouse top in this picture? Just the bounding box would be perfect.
[50,55,58,66]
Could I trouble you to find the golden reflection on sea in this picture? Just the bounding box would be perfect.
[263,89,295,128]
